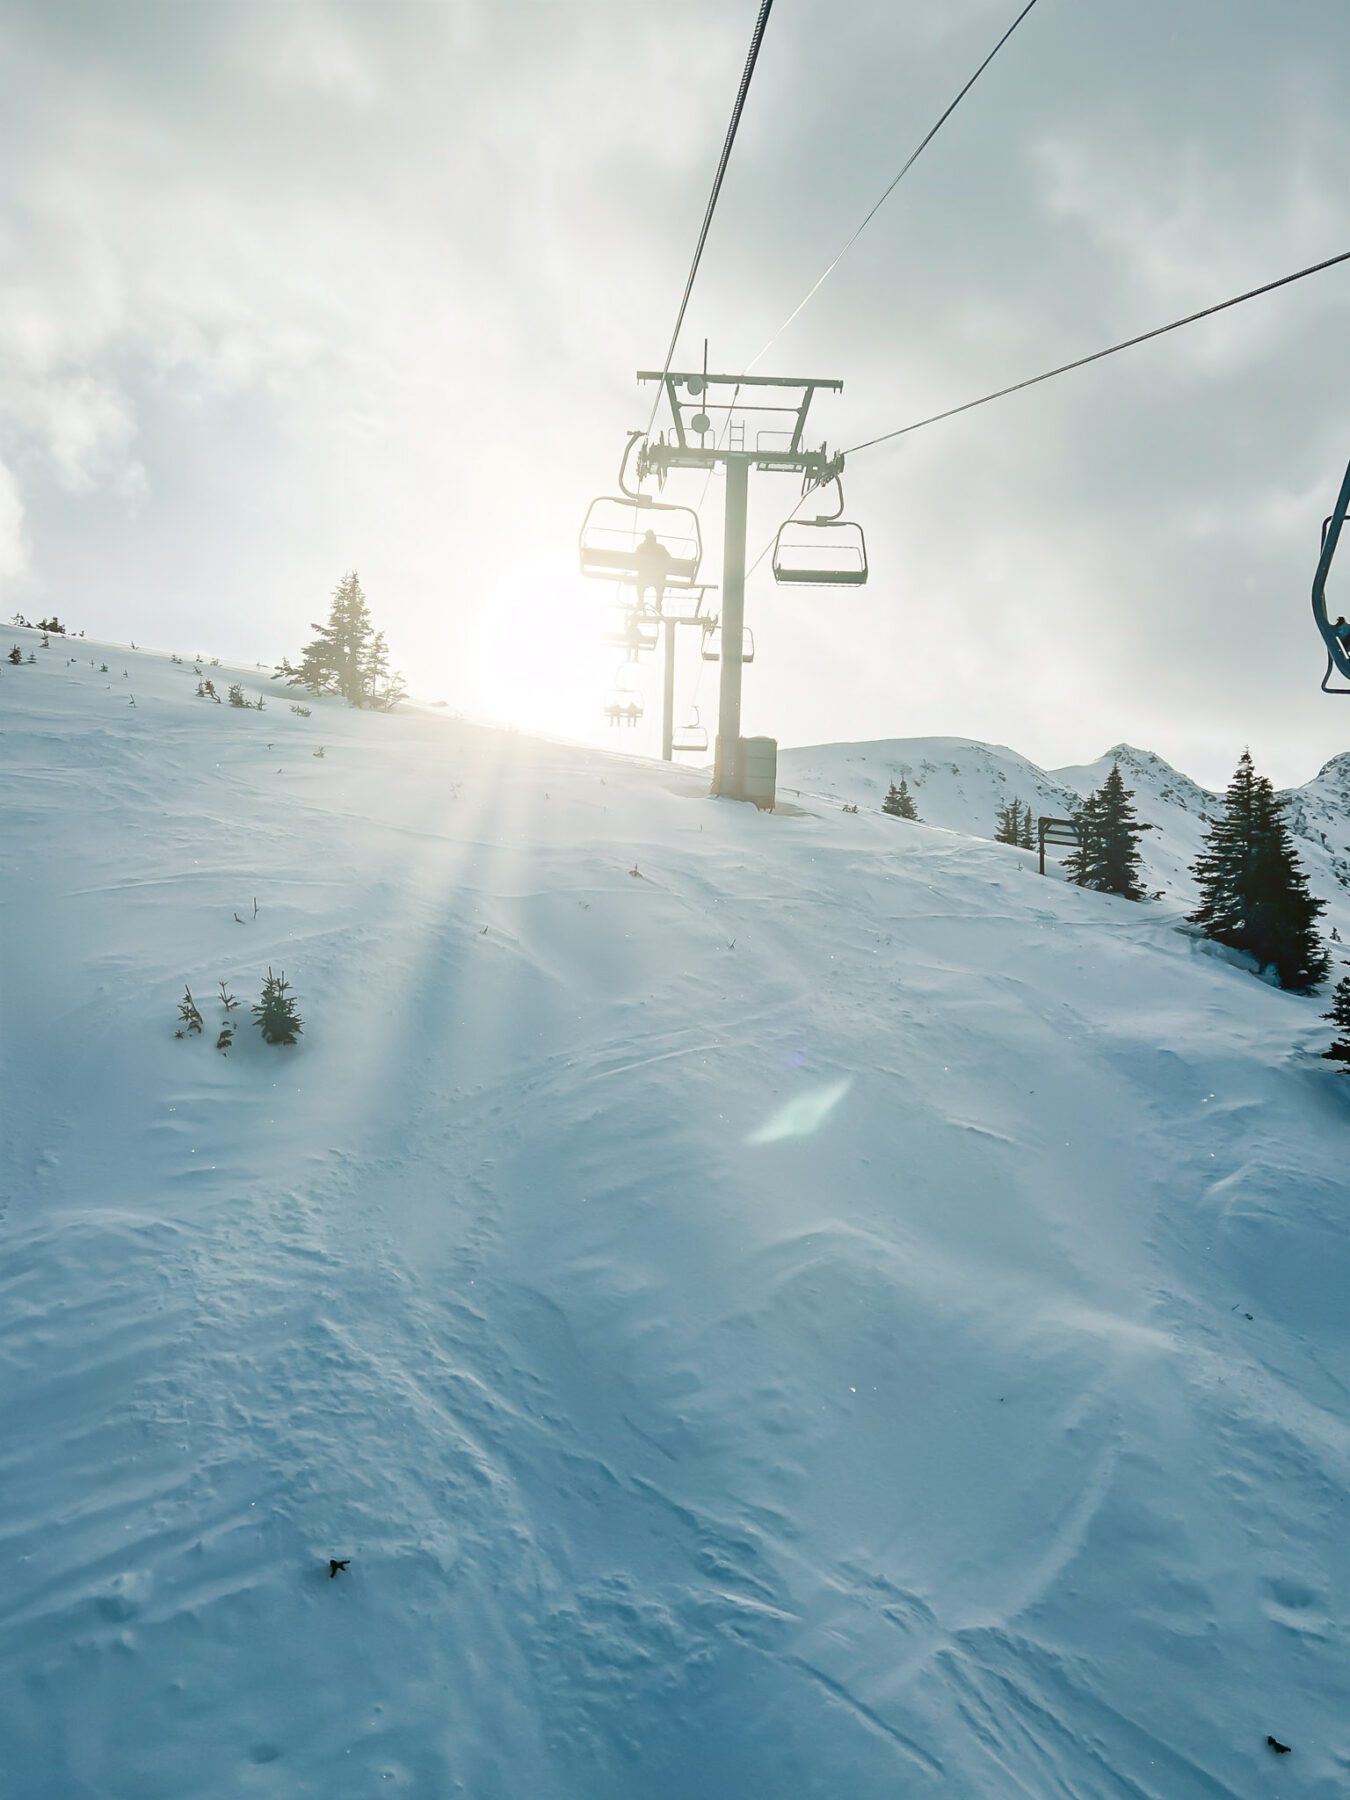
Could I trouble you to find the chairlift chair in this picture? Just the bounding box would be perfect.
[603,666,644,727]
[700,623,755,664]
[600,606,659,657]
[671,707,709,755]
[1313,455,1350,693]
[580,496,703,587]
[772,475,869,587]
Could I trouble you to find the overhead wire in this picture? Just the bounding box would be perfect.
[844,248,1350,454]
[642,0,776,440]
[744,247,1350,577]
[746,0,1041,373]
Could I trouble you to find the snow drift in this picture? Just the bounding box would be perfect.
[2,632,1348,1797]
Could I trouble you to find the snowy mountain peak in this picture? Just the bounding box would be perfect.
[781,733,1349,940]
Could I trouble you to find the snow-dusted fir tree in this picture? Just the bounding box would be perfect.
[994,797,1024,845]
[276,572,405,709]
[1324,976,1350,1064]
[1065,763,1147,900]
[882,778,919,820]
[1189,751,1328,992]
[1018,806,1036,851]
[253,969,303,1045]
[362,628,407,712]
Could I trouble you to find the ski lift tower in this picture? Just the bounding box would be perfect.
[636,369,843,804]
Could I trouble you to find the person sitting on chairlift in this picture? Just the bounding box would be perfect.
[633,530,673,605]
[1335,615,1350,647]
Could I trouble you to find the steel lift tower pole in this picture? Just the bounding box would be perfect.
[636,370,842,803]
[714,453,750,795]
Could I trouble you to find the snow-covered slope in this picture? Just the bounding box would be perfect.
[779,735,1084,841]
[782,734,1350,945]
[3,631,1350,1798]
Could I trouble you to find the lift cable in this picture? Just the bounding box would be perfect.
[746,0,1041,374]
[844,247,1350,455]
[742,246,1350,579]
[643,0,776,440]
[696,0,1039,546]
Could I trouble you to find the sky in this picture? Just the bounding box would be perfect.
[2,0,1348,790]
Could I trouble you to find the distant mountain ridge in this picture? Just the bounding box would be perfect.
[779,735,1350,944]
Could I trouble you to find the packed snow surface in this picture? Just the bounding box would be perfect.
[3,633,1349,1797]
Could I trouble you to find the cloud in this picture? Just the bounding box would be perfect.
[0,460,29,587]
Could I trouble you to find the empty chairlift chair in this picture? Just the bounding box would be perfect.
[672,707,708,755]
[772,476,868,587]
[700,622,755,664]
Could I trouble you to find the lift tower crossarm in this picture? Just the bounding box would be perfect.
[636,371,843,389]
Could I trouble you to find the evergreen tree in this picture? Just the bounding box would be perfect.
[994,797,1024,845]
[1324,976,1350,1064]
[363,629,406,711]
[1018,806,1036,851]
[1062,791,1102,885]
[1065,763,1147,899]
[177,987,204,1035]
[882,778,920,820]
[1189,751,1329,991]
[254,968,303,1045]
[276,572,405,709]
[7,646,21,664]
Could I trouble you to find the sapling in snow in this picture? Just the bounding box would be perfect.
[253,969,303,1045]
[177,987,204,1036]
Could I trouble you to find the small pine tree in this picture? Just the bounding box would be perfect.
[218,981,239,1012]
[1018,806,1035,851]
[215,1021,235,1053]
[7,646,21,664]
[1189,751,1329,991]
[1324,976,1350,1064]
[994,797,1023,845]
[178,987,204,1035]
[228,682,248,707]
[883,778,920,820]
[254,968,303,1045]
[26,651,36,664]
